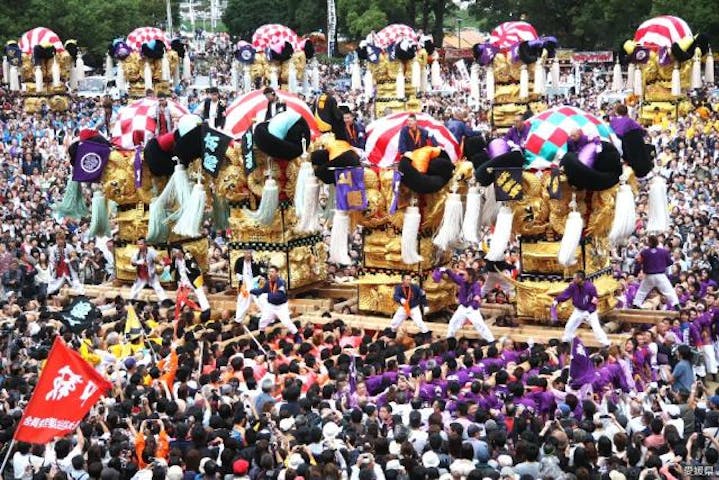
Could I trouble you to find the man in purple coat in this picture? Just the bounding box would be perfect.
[632,235,678,308]
[435,267,494,341]
[553,270,610,347]
[504,114,529,149]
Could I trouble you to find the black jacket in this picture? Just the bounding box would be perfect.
[202,98,226,129]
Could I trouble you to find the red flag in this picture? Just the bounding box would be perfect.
[14,337,112,444]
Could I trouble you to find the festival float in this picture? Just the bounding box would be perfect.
[107,27,186,98]
[472,21,557,130]
[355,24,435,116]
[466,105,657,321]
[13,27,83,112]
[618,15,713,124]
[231,24,315,93]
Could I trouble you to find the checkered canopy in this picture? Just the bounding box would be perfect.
[374,24,418,49]
[111,98,189,149]
[126,27,170,52]
[523,106,621,170]
[252,24,300,51]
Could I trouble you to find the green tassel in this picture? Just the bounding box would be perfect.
[211,193,230,231]
[147,196,170,244]
[54,179,89,220]
[88,191,110,237]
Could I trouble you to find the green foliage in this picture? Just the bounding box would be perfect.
[223,0,326,40]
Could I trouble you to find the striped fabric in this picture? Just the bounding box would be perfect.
[18,27,64,55]
[489,22,538,52]
[634,15,692,50]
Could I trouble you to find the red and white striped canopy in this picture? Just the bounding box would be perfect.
[126,27,170,52]
[365,112,461,167]
[634,15,692,51]
[223,89,319,139]
[374,24,419,49]
[111,98,189,150]
[252,24,300,51]
[18,27,64,55]
[489,21,538,51]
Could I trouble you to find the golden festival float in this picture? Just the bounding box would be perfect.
[354,24,436,116]
[472,21,556,130]
[617,15,714,125]
[6,27,83,113]
[105,27,187,98]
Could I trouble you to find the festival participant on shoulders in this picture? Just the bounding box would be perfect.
[434,267,494,341]
[129,238,168,302]
[552,270,611,347]
[233,250,265,323]
[503,114,529,150]
[47,231,84,295]
[567,128,600,153]
[398,113,436,155]
[389,274,430,335]
[343,110,366,149]
[632,235,678,309]
[249,265,298,334]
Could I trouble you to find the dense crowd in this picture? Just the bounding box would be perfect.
[2,32,719,480]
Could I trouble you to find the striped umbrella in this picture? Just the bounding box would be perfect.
[374,24,418,49]
[523,106,621,170]
[111,97,189,149]
[489,21,538,52]
[18,27,64,55]
[364,112,461,167]
[634,15,692,51]
[223,89,319,139]
[126,27,170,52]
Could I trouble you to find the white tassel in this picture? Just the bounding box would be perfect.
[311,60,320,90]
[144,60,153,91]
[161,55,171,82]
[462,186,482,244]
[328,210,352,265]
[634,67,643,97]
[402,206,423,264]
[486,205,514,261]
[431,58,441,88]
[627,63,636,91]
[519,64,529,99]
[270,65,279,89]
[183,53,192,80]
[243,64,252,94]
[706,49,715,84]
[173,61,181,87]
[69,61,78,89]
[116,61,126,91]
[288,61,298,93]
[363,68,374,101]
[691,52,702,89]
[647,176,670,233]
[76,53,85,82]
[396,67,405,98]
[297,174,321,233]
[608,181,636,245]
[558,195,583,267]
[51,58,61,87]
[432,191,464,251]
[160,164,192,222]
[173,179,206,237]
[34,66,43,92]
[470,63,480,101]
[551,57,560,88]
[420,63,429,93]
[243,177,279,225]
[351,60,362,91]
[294,161,313,218]
[671,63,681,97]
[481,186,499,226]
[411,59,421,90]
[612,61,622,91]
[533,59,545,95]
[2,56,8,84]
[486,65,495,102]
[9,66,19,91]
[105,54,113,81]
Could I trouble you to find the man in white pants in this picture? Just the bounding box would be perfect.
[234,250,265,323]
[47,231,84,295]
[171,248,209,312]
[250,265,298,334]
[632,235,679,309]
[435,267,494,341]
[390,274,430,334]
[129,238,168,302]
[552,270,610,347]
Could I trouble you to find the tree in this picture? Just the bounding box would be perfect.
[223,0,327,40]
[651,0,719,47]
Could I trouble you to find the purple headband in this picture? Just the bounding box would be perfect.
[487,138,511,160]
[577,142,598,169]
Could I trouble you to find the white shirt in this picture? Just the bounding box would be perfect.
[242,260,253,288]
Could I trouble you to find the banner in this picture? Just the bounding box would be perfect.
[327,0,337,57]
[201,123,232,177]
[556,50,613,64]
[14,338,112,444]
[334,167,367,211]
[388,170,402,215]
[454,60,470,84]
[242,129,256,175]
[57,296,100,334]
[493,168,523,201]
[72,141,111,183]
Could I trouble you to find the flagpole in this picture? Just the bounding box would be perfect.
[0,438,15,476]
